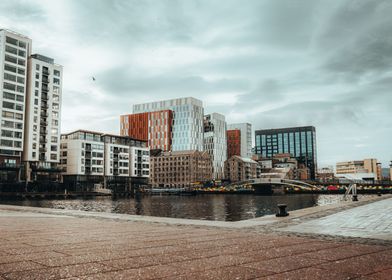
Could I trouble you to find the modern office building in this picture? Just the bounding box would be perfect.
[203,113,227,179]
[227,123,252,158]
[132,97,204,151]
[23,54,63,182]
[336,158,381,180]
[255,126,317,179]
[150,150,212,188]
[224,156,260,182]
[227,129,241,159]
[0,29,32,181]
[120,109,173,151]
[60,130,149,187]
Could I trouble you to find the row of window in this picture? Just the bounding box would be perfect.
[3,82,24,93]
[5,54,25,66]
[1,120,23,130]
[1,129,22,139]
[4,63,25,75]
[2,110,23,120]
[5,45,26,57]
[4,73,25,84]
[2,101,23,111]
[0,139,22,148]
[6,36,27,49]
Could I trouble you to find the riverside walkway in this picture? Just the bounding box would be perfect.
[0,196,391,279]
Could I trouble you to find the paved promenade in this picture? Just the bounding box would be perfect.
[0,198,391,279]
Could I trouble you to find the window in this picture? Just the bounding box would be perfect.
[5,45,17,55]
[3,82,15,91]
[16,85,24,93]
[5,55,17,64]
[16,95,23,102]
[15,104,23,111]
[6,36,18,46]
[19,41,26,49]
[17,77,24,84]
[53,78,60,85]
[1,139,13,147]
[4,64,16,73]
[18,50,26,57]
[54,70,60,76]
[14,141,22,148]
[3,92,15,100]
[52,119,58,126]
[51,145,57,151]
[35,81,39,88]
[17,59,25,66]
[51,128,58,135]
[1,130,13,137]
[36,64,40,71]
[3,101,14,110]
[15,113,23,120]
[17,68,25,75]
[4,73,16,82]
[1,120,14,128]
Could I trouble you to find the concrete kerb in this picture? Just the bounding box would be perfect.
[0,194,390,231]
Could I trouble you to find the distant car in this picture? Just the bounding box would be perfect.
[327,185,338,191]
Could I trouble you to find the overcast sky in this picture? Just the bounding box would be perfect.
[1,0,391,167]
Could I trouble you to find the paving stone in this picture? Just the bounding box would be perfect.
[360,268,392,280]
[258,267,357,280]
[0,261,46,274]
[167,266,275,279]
[242,255,327,273]
[2,262,114,280]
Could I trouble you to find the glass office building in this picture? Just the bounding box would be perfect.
[255,126,317,179]
[132,97,204,151]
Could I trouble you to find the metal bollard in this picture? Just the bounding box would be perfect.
[377,192,382,196]
[352,194,358,201]
[276,204,289,217]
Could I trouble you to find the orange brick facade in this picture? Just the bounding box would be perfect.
[227,129,241,159]
[120,110,173,151]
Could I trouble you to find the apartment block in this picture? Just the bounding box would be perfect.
[23,54,62,181]
[227,129,241,159]
[150,150,212,188]
[133,97,204,151]
[224,156,260,183]
[60,130,149,186]
[203,113,227,180]
[0,29,32,181]
[227,123,252,158]
[120,109,173,151]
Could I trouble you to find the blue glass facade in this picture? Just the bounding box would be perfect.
[255,126,317,179]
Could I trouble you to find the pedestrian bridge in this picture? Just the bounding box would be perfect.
[248,178,320,194]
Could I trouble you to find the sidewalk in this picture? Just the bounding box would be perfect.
[0,199,391,279]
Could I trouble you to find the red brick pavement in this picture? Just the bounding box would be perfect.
[0,211,391,279]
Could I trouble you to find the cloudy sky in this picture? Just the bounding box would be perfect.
[1,0,391,167]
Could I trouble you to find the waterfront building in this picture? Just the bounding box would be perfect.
[224,156,260,182]
[132,97,204,151]
[120,109,173,151]
[390,161,392,181]
[317,167,335,181]
[227,123,252,158]
[0,29,32,181]
[60,130,148,188]
[23,54,63,182]
[255,126,317,179]
[150,150,212,188]
[226,129,241,159]
[203,113,227,179]
[336,158,381,180]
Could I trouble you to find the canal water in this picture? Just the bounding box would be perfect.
[0,194,371,221]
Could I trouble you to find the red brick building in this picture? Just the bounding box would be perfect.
[120,110,173,151]
[227,129,241,159]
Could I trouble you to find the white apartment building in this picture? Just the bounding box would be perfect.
[60,130,149,181]
[133,97,204,151]
[0,29,31,179]
[60,130,104,176]
[204,113,227,180]
[227,123,252,158]
[23,54,62,180]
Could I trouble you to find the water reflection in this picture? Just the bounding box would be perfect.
[0,194,369,221]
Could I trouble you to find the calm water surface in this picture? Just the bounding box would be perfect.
[0,194,371,221]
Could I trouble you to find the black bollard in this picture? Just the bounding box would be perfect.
[352,194,358,201]
[377,192,382,197]
[276,204,289,217]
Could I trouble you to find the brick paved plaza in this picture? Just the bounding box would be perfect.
[0,198,391,279]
